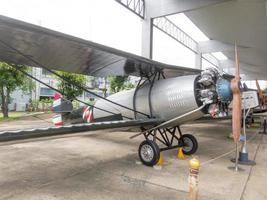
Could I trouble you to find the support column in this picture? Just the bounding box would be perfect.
[195,52,202,69]
[141,18,153,59]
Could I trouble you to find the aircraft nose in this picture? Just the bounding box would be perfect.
[216,79,233,102]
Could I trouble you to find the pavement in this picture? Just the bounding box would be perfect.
[0,113,53,131]
[0,116,266,200]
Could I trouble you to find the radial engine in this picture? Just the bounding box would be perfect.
[196,68,233,118]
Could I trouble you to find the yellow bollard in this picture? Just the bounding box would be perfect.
[177,147,185,159]
[157,152,164,166]
[188,157,200,200]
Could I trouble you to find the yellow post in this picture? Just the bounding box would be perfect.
[177,147,185,159]
[188,157,200,200]
[157,152,164,166]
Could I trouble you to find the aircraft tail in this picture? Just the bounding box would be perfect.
[51,93,121,125]
[52,93,73,113]
[82,106,94,123]
[52,93,73,126]
[52,114,64,126]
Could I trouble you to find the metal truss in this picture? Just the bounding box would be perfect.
[202,53,220,68]
[115,0,145,19]
[142,126,184,151]
[153,17,198,53]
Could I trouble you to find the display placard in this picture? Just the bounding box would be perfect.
[242,91,259,109]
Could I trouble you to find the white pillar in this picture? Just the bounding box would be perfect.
[195,52,202,69]
[141,18,153,59]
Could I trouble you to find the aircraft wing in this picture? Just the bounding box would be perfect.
[0,118,161,142]
[0,15,201,78]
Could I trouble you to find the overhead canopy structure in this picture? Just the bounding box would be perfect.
[140,0,267,80]
[186,0,267,80]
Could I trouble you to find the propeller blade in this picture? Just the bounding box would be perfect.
[255,79,264,107]
[256,79,263,99]
[234,43,240,81]
[231,43,241,143]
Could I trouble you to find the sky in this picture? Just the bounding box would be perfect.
[0,0,143,54]
[0,0,265,88]
[0,0,203,68]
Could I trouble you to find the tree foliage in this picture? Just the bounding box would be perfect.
[56,71,87,101]
[0,62,34,118]
[108,76,135,93]
[109,76,126,93]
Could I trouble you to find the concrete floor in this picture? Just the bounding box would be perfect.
[0,116,266,200]
[0,113,53,131]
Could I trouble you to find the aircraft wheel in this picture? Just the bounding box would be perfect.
[138,140,160,166]
[180,134,198,155]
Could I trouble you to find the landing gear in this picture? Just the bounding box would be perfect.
[138,126,198,166]
[138,140,160,166]
[180,134,198,155]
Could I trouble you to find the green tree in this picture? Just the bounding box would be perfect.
[108,76,127,93]
[0,62,34,118]
[56,71,87,101]
[108,76,135,93]
[123,82,135,90]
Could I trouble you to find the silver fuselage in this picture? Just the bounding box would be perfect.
[94,75,204,122]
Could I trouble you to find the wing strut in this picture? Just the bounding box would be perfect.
[0,40,151,119]
[130,104,206,139]
[132,71,165,119]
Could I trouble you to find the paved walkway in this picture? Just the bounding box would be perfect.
[0,117,265,200]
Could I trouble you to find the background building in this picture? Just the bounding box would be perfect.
[9,67,110,111]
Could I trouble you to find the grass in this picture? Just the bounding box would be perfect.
[0,111,51,122]
[0,112,29,122]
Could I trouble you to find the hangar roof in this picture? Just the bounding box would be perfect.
[143,0,267,80]
[185,0,267,80]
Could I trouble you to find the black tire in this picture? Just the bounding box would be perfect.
[180,134,198,155]
[138,140,160,166]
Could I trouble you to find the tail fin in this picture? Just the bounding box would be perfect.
[52,93,73,113]
[82,106,94,123]
[52,114,63,126]
[52,93,73,126]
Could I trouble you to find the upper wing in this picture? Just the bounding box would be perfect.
[0,15,201,78]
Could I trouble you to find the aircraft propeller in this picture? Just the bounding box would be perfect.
[231,43,241,144]
[255,79,265,108]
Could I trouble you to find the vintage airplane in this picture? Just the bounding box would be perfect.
[0,15,242,166]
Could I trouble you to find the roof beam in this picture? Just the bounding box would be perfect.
[115,0,145,19]
[220,59,260,72]
[198,40,249,54]
[220,59,267,80]
[153,17,198,53]
[145,0,231,18]
[222,68,265,80]
[199,40,234,54]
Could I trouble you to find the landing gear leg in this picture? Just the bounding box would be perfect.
[138,126,198,166]
[138,140,160,166]
[180,134,198,155]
